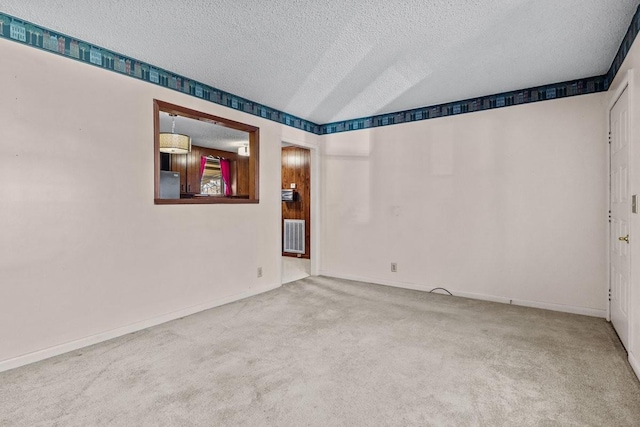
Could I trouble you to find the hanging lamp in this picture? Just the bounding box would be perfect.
[159,114,191,154]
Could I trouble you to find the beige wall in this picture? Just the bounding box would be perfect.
[320,92,608,316]
[0,38,319,365]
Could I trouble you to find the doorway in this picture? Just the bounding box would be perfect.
[281,143,313,284]
[609,84,631,350]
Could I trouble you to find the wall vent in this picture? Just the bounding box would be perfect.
[284,219,305,254]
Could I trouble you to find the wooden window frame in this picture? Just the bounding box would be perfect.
[153,99,260,204]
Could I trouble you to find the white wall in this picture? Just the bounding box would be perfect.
[320,92,608,316]
[0,38,319,368]
[609,36,640,380]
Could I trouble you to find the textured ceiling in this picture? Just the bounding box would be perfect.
[3,1,639,124]
[159,112,249,151]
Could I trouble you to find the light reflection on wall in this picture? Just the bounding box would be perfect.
[323,136,371,225]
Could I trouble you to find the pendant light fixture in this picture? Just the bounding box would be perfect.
[159,114,191,154]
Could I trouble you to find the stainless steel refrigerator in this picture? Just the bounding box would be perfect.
[159,171,180,199]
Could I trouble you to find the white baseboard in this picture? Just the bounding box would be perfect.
[630,352,640,382]
[319,271,607,318]
[0,283,280,373]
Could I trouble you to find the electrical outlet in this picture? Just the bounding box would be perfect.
[391,263,397,273]
[257,267,263,278]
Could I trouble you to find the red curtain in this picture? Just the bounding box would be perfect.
[220,159,231,196]
[200,156,207,180]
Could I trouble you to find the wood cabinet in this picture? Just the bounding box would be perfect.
[236,156,250,197]
[186,145,201,194]
[171,145,203,195]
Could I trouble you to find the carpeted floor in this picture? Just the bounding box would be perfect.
[1,276,639,426]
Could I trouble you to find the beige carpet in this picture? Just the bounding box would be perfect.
[1,276,639,426]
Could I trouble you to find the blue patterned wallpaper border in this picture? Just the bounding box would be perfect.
[319,76,606,134]
[606,3,640,88]
[1,5,639,136]
[0,12,321,135]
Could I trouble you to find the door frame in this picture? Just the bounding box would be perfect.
[280,137,321,277]
[607,70,635,337]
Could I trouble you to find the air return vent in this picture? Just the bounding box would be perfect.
[284,219,305,254]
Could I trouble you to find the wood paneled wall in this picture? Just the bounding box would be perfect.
[236,156,250,197]
[171,145,249,196]
[282,146,311,259]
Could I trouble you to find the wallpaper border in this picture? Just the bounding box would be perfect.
[0,12,321,134]
[2,5,639,136]
[319,76,606,134]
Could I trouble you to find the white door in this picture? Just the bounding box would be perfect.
[610,86,631,350]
